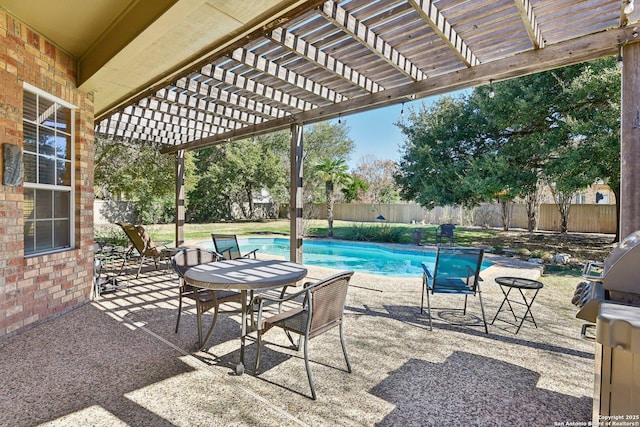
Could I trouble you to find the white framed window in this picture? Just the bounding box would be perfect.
[572,193,586,204]
[22,83,75,256]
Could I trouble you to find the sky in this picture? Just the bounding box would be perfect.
[343,104,406,169]
[341,90,469,170]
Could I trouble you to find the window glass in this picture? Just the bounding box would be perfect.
[35,221,53,251]
[23,86,75,256]
[56,160,71,186]
[39,126,55,156]
[38,97,55,126]
[55,134,70,159]
[35,190,52,219]
[23,153,37,183]
[24,223,35,253]
[55,105,71,133]
[38,156,55,185]
[54,191,69,218]
[54,220,70,247]
[24,189,35,219]
[24,122,37,153]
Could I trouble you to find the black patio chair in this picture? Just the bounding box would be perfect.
[435,223,456,246]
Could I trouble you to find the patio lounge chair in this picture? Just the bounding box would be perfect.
[254,271,354,400]
[172,248,243,350]
[117,221,171,278]
[421,247,488,333]
[211,234,258,260]
[435,223,455,246]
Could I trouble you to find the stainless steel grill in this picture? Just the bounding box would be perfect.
[571,231,640,420]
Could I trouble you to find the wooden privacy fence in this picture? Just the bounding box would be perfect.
[309,203,617,234]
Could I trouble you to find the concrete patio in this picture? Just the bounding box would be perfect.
[0,252,594,426]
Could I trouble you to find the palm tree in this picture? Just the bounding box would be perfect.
[314,159,352,237]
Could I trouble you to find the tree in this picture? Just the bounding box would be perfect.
[302,121,354,203]
[187,134,288,222]
[563,57,621,240]
[341,176,369,203]
[396,58,620,234]
[94,138,194,223]
[352,155,400,204]
[314,158,352,236]
[395,95,490,209]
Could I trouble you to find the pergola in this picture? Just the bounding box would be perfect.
[9,0,638,260]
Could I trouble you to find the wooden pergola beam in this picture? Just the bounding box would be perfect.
[269,27,384,93]
[514,0,544,49]
[230,47,346,103]
[172,77,287,120]
[320,0,425,82]
[161,26,632,154]
[200,63,316,112]
[94,0,329,121]
[408,0,479,67]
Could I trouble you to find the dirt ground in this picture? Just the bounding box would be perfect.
[466,228,617,267]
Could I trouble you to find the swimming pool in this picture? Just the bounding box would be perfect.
[201,237,492,278]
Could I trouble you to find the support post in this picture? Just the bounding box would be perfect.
[621,43,640,239]
[290,123,304,263]
[175,149,185,247]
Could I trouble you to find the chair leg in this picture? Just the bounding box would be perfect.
[195,300,219,351]
[421,280,426,314]
[426,290,433,331]
[175,293,183,333]
[136,255,145,278]
[463,295,468,315]
[255,331,263,373]
[303,336,316,400]
[339,322,352,373]
[477,289,488,334]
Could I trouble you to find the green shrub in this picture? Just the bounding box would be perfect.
[516,248,531,257]
[342,223,406,243]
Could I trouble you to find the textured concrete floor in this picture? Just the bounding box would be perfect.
[0,251,595,426]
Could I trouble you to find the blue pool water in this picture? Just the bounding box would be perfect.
[202,237,492,278]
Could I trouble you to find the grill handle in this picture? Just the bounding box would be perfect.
[581,323,596,342]
[582,261,604,282]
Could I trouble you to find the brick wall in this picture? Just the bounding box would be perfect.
[0,11,94,341]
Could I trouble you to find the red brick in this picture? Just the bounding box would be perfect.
[0,12,93,340]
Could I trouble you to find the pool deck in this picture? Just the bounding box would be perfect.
[0,247,595,426]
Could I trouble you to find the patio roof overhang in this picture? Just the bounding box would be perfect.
[5,1,635,151]
[72,0,638,153]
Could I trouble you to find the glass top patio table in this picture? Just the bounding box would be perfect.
[183,258,308,375]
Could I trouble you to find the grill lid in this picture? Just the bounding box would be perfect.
[602,231,640,296]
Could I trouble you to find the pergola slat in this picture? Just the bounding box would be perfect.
[94,0,630,151]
